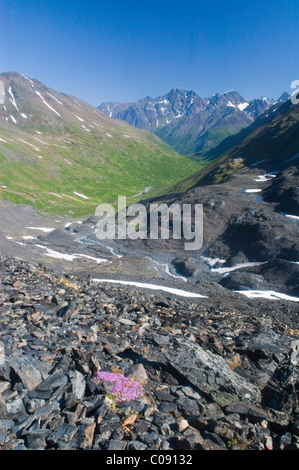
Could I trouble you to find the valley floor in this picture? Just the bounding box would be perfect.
[0,164,299,450]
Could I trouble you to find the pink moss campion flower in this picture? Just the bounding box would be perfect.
[96,371,143,402]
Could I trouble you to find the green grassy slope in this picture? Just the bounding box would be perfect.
[0,73,201,216]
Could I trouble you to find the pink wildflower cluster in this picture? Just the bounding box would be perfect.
[96,371,143,402]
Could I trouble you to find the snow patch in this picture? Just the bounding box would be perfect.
[35,91,61,117]
[65,221,83,228]
[21,75,35,87]
[72,99,81,107]
[238,102,249,111]
[19,139,40,151]
[73,192,89,200]
[8,87,19,112]
[235,290,299,302]
[26,227,55,233]
[211,261,267,275]
[33,137,47,145]
[240,189,262,193]
[92,279,207,298]
[47,93,63,105]
[254,173,277,182]
[279,212,299,221]
[36,245,108,264]
[201,256,226,267]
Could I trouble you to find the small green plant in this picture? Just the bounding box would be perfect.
[227,437,239,449]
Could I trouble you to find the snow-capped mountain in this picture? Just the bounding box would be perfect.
[99,89,290,156]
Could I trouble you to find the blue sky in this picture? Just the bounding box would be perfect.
[1,0,298,106]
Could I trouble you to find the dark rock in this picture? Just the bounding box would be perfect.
[8,357,44,391]
[159,401,178,414]
[28,373,68,399]
[245,329,290,362]
[6,396,27,419]
[292,417,299,436]
[26,429,51,450]
[225,402,270,423]
[0,251,298,451]
[220,272,267,291]
[128,440,148,450]
[107,439,127,450]
[172,257,197,277]
[0,395,7,419]
[165,337,261,404]
[47,424,78,449]
[142,431,164,446]
[177,397,202,417]
[76,418,96,449]
[155,390,175,402]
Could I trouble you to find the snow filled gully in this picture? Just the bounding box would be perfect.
[92,279,207,299]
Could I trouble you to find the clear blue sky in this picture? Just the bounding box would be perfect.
[1,0,298,106]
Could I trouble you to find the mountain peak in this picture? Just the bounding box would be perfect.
[277,92,290,102]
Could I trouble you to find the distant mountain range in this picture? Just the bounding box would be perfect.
[0,71,296,220]
[171,95,299,191]
[0,72,198,215]
[99,89,290,156]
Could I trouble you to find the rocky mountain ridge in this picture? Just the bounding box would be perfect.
[99,89,290,156]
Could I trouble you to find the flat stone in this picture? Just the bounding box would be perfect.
[8,357,44,391]
[77,418,96,449]
[71,371,85,400]
[177,397,202,417]
[26,429,51,449]
[128,440,148,450]
[159,402,178,413]
[155,390,175,402]
[128,364,148,383]
[47,423,78,449]
[107,439,127,450]
[225,402,270,422]
[6,397,27,418]
[165,337,261,405]
[28,373,69,399]
[118,318,136,326]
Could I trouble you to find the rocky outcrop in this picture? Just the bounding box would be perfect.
[0,255,298,450]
